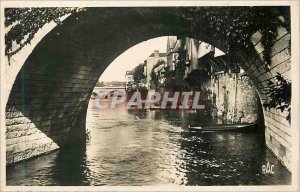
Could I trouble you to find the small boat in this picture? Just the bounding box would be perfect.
[188,123,257,132]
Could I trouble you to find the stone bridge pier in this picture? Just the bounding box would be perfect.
[5,7,292,171]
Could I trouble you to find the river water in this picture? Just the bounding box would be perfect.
[6,102,291,186]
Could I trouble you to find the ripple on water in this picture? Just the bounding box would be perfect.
[6,108,291,186]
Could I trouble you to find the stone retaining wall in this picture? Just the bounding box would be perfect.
[4,8,291,171]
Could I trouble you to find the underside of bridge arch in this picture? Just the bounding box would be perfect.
[5,7,291,170]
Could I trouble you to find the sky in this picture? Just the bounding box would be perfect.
[99,36,169,82]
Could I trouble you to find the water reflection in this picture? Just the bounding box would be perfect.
[6,105,291,186]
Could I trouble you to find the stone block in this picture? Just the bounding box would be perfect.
[271,33,290,57]
[270,48,290,68]
[250,31,262,45]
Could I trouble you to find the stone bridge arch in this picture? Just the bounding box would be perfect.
[5,7,291,170]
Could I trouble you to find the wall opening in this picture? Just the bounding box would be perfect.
[5,7,291,175]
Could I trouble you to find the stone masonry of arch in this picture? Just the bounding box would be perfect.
[4,7,291,171]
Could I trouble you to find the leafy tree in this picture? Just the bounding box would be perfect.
[184,6,290,71]
[183,7,291,114]
[150,60,166,88]
[5,8,84,58]
[133,63,146,83]
[150,70,159,88]
[263,73,291,121]
[185,70,210,88]
[5,7,291,116]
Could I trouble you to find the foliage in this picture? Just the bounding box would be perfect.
[185,70,210,88]
[263,73,291,121]
[150,70,159,88]
[183,7,291,115]
[184,6,290,71]
[133,63,146,83]
[150,60,166,88]
[5,8,84,57]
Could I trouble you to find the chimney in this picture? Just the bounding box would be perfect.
[154,50,159,58]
